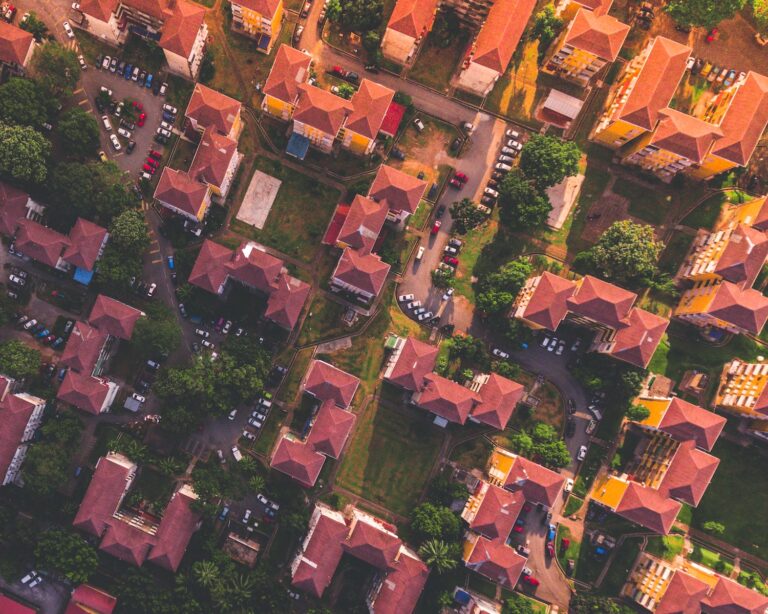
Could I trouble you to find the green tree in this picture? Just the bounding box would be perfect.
[0,123,50,183]
[503,592,536,614]
[498,170,552,230]
[626,404,651,422]
[0,78,47,127]
[336,82,356,99]
[411,502,461,542]
[532,422,557,443]
[511,432,534,456]
[431,268,454,289]
[0,340,40,379]
[31,42,80,97]
[755,0,768,32]
[418,539,459,574]
[325,0,342,21]
[530,5,563,60]
[519,134,581,189]
[192,560,221,590]
[534,440,572,468]
[450,197,486,234]
[362,30,380,52]
[57,107,100,159]
[585,220,663,283]
[19,11,49,40]
[131,306,181,360]
[570,594,634,614]
[702,521,726,535]
[110,209,150,252]
[336,0,383,31]
[34,529,98,584]
[666,0,745,28]
[476,258,533,314]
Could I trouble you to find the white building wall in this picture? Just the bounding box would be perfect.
[381,28,416,65]
[456,61,500,96]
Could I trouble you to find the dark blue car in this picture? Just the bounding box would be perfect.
[124,63,132,79]
[145,73,153,89]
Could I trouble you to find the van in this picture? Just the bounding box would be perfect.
[231,446,243,462]
[415,246,425,261]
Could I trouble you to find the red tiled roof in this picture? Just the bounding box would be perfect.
[615,481,681,534]
[153,168,209,219]
[344,519,402,569]
[264,273,310,330]
[706,281,768,334]
[99,522,154,567]
[73,455,133,536]
[66,584,118,614]
[0,595,35,614]
[185,84,242,136]
[658,398,726,452]
[59,322,108,373]
[521,271,577,330]
[88,295,144,340]
[292,513,348,597]
[567,275,636,328]
[347,79,395,140]
[188,239,233,293]
[705,576,768,613]
[146,487,200,571]
[656,570,709,614]
[159,0,205,58]
[416,373,479,424]
[470,0,536,73]
[564,8,629,62]
[714,223,768,288]
[573,0,613,15]
[368,164,427,215]
[503,456,565,507]
[465,537,526,588]
[385,337,438,391]
[78,0,118,20]
[337,195,389,254]
[14,219,70,268]
[271,437,325,487]
[610,307,669,368]
[306,400,356,458]
[371,551,429,614]
[226,242,283,292]
[332,248,390,297]
[62,219,108,271]
[303,360,360,409]
[615,37,690,130]
[386,0,438,38]
[0,393,38,484]
[188,127,239,189]
[233,0,281,17]
[711,72,768,166]
[57,371,111,415]
[471,373,525,430]
[470,484,525,540]
[659,441,720,506]
[0,20,35,66]
[651,108,723,163]
[380,101,405,137]
[294,84,353,135]
[264,45,312,104]
[0,180,29,236]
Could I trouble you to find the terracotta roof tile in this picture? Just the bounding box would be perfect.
[0,393,39,485]
[659,441,720,506]
[57,371,111,415]
[99,522,154,566]
[706,281,768,334]
[465,537,526,588]
[658,398,726,451]
[187,239,232,293]
[386,0,438,38]
[711,72,768,166]
[371,551,429,614]
[73,454,134,536]
[572,0,613,16]
[153,168,209,218]
[368,164,427,215]
[337,195,389,254]
[714,223,768,288]
[66,584,117,614]
[564,8,629,62]
[470,484,525,540]
[0,21,33,66]
[520,272,576,330]
[650,108,723,163]
[332,248,390,297]
[226,242,283,292]
[503,456,565,507]
[294,84,353,135]
[264,273,310,330]
[344,519,402,569]
[185,84,242,135]
[14,219,70,268]
[159,0,206,58]
[303,360,360,408]
[270,437,325,487]
[470,0,536,72]
[77,0,117,21]
[62,219,108,271]
[416,373,479,424]
[306,400,355,458]
[346,79,395,139]
[615,481,681,534]
[656,570,710,614]
[610,308,669,368]
[232,0,281,18]
[471,373,525,430]
[263,44,311,104]
[705,576,768,613]
[88,295,144,340]
[188,127,238,189]
[0,180,28,236]
[567,275,636,328]
[385,337,438,391]
[146,486,200,571]
[291,512,348,597]
[59,322,108,373]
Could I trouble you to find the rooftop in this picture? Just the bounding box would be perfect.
[564,8,630,62]
[185,83,242,135]
[263,44,311,104]
[303,360,360,409]
[385,0,438,38]
[368,164,427,215]
[470,0,536,73]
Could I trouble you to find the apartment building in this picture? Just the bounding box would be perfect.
[261,45,312,119]
[0,376,46,486]
[229,0,283,54]
[714,359,768,438]
[381,0,439,64]
[0,20,36,76]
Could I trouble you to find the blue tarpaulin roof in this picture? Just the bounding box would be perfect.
[73,267,94,285]
[286,133,310,160]
[257,34,271,50]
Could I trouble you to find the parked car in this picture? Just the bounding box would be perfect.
[492,348,509,359]
[102,115,112,130]
[109,134,121,150]
[443,256,458,266]
[398,294,414,302]
[413,118,425,132]
[417,311,433,321]
[146,282,157,297]
[495,163,512,172]
[586,419,597,434]
[431,220,441,235]
[132,393,146,403]
[454,171,468,182]
[448,178,462,189]
[62,21,74,38]
[117,127,132,139]
[577,445,588,461]
[564,478,574,493]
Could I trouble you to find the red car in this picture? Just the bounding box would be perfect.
[706,27,718,43]
[513,520,524,533]
[146,157,159,167]
[443,256,458,266]
[137,113,146,127]
[132,101,143,111]
[431,220,441,235]
[148,150,162,159]
[523,576,540,587]
[454,171,468,182]
[142,164,155,174]
[546,543,555,558]
[448,178,462,189]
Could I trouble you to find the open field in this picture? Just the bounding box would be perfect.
[409,29,469,92]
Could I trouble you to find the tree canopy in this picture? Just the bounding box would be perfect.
[331,0,383,31]
[498,169,552,230]
[34,529,98,584]
[418,539,459,574]
[0,78,47,128]
[450,197,486,234]
[582,220,663,283]
[131,304,182,360]
[666,0,746,28]
[503,592,536,614]
[475,258,532,314]
[57,107,101,159]
[0,340,40,379]
[519,134,581,189]
[31,43,80,98]
[19,11,48,40]
[22,413,83,498]
[530,6,563,60]
[626,404,651,422]
[511,420,571,468]
[0,123,50,184]
[411,503,460,542]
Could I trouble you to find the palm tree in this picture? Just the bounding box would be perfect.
[248,474,265,493]
[418,539,458,574]
[158,456,182,477]
[226,574,256,609]
[192,560,220,590]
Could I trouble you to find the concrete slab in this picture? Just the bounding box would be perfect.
[546,173,585,230]
[236,170,282,229]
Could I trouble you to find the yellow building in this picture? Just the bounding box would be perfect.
[230,0,283,54]
[343,80,395,155]
[675,279,768,336]
[714,358,768,422]
[261,44,312,120]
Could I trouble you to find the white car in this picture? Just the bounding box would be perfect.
[398,293,414,302]
[415,246,425,260]
[102,55,111,70]
[484,187,499,198]
[195,329,209,338]
[71,2,80,8]
[506,129,520,139]
[159,82,168,96]
[501,147,517,156]
[222,320,232,334]
[117,127,132,139]
[109,134,121,150]
[492,348,510,359]
[547,338,558,352]
[157,127,172,138]
[63,21,75,38]
[242,430,256,441]
[498,155,514,164]
[132,393,146,403]
[202,339,215,349]
[99,85,112,97]
[417,311,434,321]
[495,163,512,172]
[160,120,173,131]
[9,274,25,286]
[78,54,87,70]
[442,287,454,301]
[162,104,178,115]
[407,300,421,309]
[577,445,588,462]
[146,282,156,296]
[21,571,43,588]
[231,446,243,461]
[540,335,550,348]
[564,478,574,493]
[102,115,112,130]
[228,409,237,421]
[586,419,597,435]
[556,341,565,356]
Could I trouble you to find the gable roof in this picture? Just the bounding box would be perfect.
[706,281,768,334]
[294,84,353,135]
[188,239,233,293]
[73,454,134,536]
[0,180,28,236]
[470,484,525,540]
[188,127,239,189]
[705,576,768,613]
[564,8,629,62]
[145,486,200,571]
[470,0,536,73]
[471,373,525,429]
[657,398,726,451]
[62,219,108,271]
[567,275,636,328]
[14,219,70,268]
[651,108,723,163]
[226,242,283,292]
[616,36,691,131]
[337,195,389,254]
[332,248,390,296]
[710,72,768,166]
[66,584,118,614]
[158,0,206,58]
[344,519,402,569]
[656,570,710,614]
[185,84,242,135]
[417,373,479,424]
[368,164,427,215]
[503,456,565,507]
[264,272,310,330]
[0,20,35,65]
[0,392,40,484]
[271,437,325,487]
[153,168,209,218]
[57,371,111,414]
[610,307,669,368]
[714,223,768,288]
[385,337,438,391]
[521,271,576,329]
[465,537,526,588]
[306,400,356,458]
[386,0,438,37]
[263,44,311,104]
[615,481,681,534]
[291,512,348,597]
[371,551,429,614]
[99,522,154,566]
[233,0,281,17]
[59,322,108,373]
[347,79,395,139]
[659,441,720,506]
[88,295,144,340]
[78,0,118,20]
[303,360,360,409]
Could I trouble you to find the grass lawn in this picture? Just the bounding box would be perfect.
[690,544,734,575]
[659,231,694,274]
[645,535,684,562]
[167,138,198,171]
[335,398,444,516]
[277,347,314,404]
[600,537,642,597]
[408,29,469,92]
[573,443,607,499]
[680,190,748,230]
[230,156,341,263]
[409,199,433,231]
[450,437,493,469]
[564,495,585,517]
[691,439,768,556]
[467,573,498,599]
[557,525,581,577]
[297,294,362,346]
[390,118,459,190]
[252,408,284,456]
[612,179,669,225]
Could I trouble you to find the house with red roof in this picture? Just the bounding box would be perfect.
[368,163,428,224]
[290,504,428,612]
[331,248,390,304]
[714,357,768,428]
[262,44,313,120]
[229,0,284,54]
[381,0,439,64]
[0,181,36,237]
[0,375,46,486]
[0,21,35,75]
[513,272,669,368]
[336,195,389,255]
[65,584,117,614]
[73,453,201,571]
